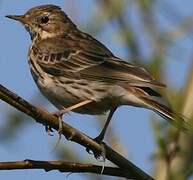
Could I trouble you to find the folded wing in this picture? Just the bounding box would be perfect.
[35,37,166,90]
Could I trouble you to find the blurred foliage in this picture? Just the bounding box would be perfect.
[0,92,47,142]
[1,0,193,179]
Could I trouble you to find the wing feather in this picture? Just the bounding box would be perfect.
[35,36,166,89]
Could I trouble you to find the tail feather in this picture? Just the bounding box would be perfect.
[142,97,193,131]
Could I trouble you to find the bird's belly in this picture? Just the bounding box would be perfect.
[36,76,115,114]
[35,75,147,115]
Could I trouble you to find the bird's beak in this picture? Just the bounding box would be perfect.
[6,15,32,24]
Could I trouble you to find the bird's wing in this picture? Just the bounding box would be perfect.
[35,37,166,89]
[79,57,166,88]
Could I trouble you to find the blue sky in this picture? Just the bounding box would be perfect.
[0,1,193,180]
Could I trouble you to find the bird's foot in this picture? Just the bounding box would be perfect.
[51,110,64,118]
[51,112,63,149]
[86,134,105,157]
[86,135,106,174]
[37,107,54,136]
[45,125,54,136]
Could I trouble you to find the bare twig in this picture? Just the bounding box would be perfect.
[0,84,154,180]
[0,159,132,178]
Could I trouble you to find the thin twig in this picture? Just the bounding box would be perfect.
[0,159,132,178]
[0,84,154,180]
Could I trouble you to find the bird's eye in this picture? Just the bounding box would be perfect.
[40,16,49,24]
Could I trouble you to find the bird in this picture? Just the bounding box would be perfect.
[6,4,190,144]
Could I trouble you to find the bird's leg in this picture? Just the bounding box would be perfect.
[95,107,117,143]
[51,99,93,140]
[52,99,93,117]
[86,107,117,162]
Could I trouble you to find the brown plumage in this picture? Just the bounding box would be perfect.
[6,5,190,142]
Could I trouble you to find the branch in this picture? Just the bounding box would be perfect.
[0,159,132,178]
[0,84,154,180]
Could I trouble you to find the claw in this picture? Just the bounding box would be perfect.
[86,135,102,156]
[50,112,64,150]
[45,125,54,136]
[86,136,106,173]
[100,143,106,174]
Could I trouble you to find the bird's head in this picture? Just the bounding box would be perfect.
[6,5,76,40]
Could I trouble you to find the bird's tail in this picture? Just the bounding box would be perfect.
[142,97,193,131]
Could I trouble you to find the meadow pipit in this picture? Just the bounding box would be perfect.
[6,5,189,145]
